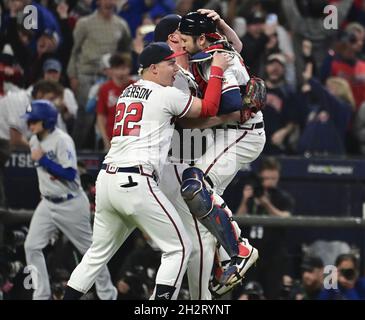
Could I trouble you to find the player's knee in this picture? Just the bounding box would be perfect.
[182,167,204,182]
[181,167,213,219]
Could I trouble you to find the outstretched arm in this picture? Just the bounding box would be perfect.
[177,111,241,129]
[198,8,243,53]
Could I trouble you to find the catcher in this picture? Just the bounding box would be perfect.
[177,11,267,297]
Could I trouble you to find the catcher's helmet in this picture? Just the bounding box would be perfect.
[179,12,217,36]
[24,99,58,130]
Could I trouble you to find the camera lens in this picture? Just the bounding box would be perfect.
[339,268,356,280]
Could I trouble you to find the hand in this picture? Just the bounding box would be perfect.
[3,66,15,76]
[8,0,24,17]
[242,185,254,201]
[264,23,277,37]
[197,8,223,26]
[57,1,69,19]
[117,280,130,294]
[256,194,270,206]
[31,149,44,161]
[211,52,232,71]
[271,129,286,146]
[302,39,313,57]
[302,62,313,82]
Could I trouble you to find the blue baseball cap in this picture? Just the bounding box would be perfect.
[43,58,62,73]
[153,14,181,42]
[138,42,186,69]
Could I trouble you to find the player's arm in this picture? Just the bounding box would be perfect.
[183,53,229,119]
[218,66,244,115]
[198,8,243,53]
[37,155,77,181]
[177,111,241,129]
[31,141,77,181]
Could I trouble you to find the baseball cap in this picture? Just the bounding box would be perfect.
[154,14,181,42]
[43,58,62,73]
[301,255,324,272]
[41,28,60,47]
[138,42,186,69]
[246,11,266,25]
[266,53,286,66]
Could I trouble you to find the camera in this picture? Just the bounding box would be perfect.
[5,226,28,248]
[51,282,66,300]
[246,173,264,198]
[339,268,356,281]
[0,247,24,281]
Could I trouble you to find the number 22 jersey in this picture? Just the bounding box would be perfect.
[104,80,193,177]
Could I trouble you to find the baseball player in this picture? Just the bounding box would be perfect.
[154,12,247,299]
[177,12,267,294]
[23,100,117,300]
[62,42,232,300]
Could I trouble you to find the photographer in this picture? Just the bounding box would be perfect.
[236,157,295,299]
[236,157,293,218]
[319,253,365,300]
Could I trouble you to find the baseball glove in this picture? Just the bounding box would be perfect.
[240,77,266,123]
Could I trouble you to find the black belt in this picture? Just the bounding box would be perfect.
[217,122,264,130]
[44,193,75,203]
[101,164,157,181]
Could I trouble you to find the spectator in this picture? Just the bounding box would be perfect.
[235,281,265,300]
[96,53,134,151]
[131,24,156,76]
[3,0,62,52]
[282,0,353,84]
[240,10,269,75]
[296,255,325,300]
[321,23,365,110]
[67,0,132,149]
[26,28,60,85]
[115,233,161,300]
[0,80,64,151]
[262,53,299,154]
[354,100,365,154]
[298,61,354,156]
[319,253,365,300]
[27,58,79,134]
[236,157,295,299]
[0,48,23,96]
[85,53,113,114]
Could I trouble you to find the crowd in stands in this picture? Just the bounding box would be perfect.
[2,0,365,156]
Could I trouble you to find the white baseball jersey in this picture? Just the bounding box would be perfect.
[104,79,193,178]
[0,90,31,140]
[194,54,264,125]
[29,128,82,197]
[173,65,199,95]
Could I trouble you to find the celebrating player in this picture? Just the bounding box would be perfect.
[177,11,267,296]
[62,43,235,300]
[154,11,248,299]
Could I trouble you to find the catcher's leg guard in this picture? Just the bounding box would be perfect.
[180,167,239,258]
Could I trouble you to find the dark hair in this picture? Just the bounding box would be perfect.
[109,53,132,68]
[335,253,359,270]
[31,80,64,98]
[259,157,281,172]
